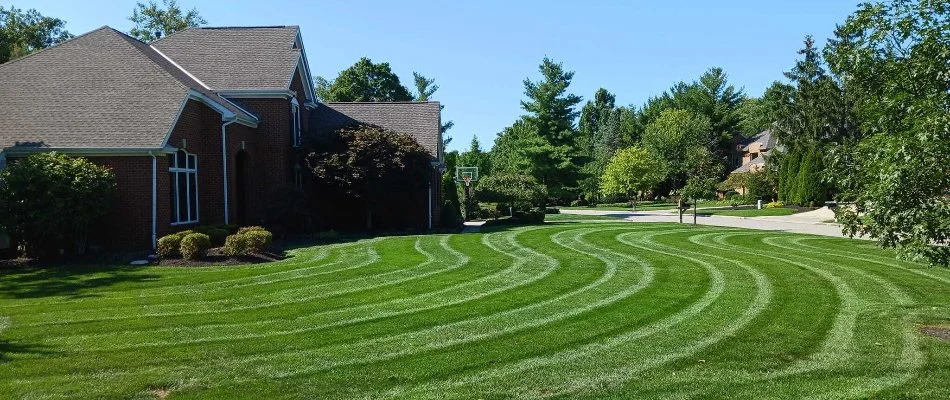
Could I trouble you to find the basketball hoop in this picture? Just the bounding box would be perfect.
[463,175,473,187]
[456,166,479,186]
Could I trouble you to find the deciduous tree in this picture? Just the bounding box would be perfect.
[315,57,413,102]
[129,0,205,42]
[599,147,666,211]
[0,6,72,64]
[825,0,950,266]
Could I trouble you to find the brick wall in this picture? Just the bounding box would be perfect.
[87,156,155,250]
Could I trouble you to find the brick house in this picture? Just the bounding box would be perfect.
[0,26,444,251]
[730,128,780,175]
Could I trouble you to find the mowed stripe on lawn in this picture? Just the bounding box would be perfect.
[0,222,948,399]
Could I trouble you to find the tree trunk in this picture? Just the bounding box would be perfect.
[630,194,637,212]
[678,198,683,224]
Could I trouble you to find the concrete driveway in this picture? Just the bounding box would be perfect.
[559,207,857,239]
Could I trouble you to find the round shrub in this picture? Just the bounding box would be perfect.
[156,234,183,259]
[244,230,273,253]
[223,233,250,257]
[180,233,211,261]
[238,226,267,234]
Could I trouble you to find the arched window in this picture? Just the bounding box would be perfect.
[168,149,199,224]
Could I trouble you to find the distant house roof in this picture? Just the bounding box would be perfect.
[152,26,306,94]
[0,26,256,152]
[742,129,779,152]
[310,102,443,159]
[731,154,765,174]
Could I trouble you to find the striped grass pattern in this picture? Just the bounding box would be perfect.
[1,223,949,399]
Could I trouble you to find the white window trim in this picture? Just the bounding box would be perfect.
[291,97,302,147]
[169,150,200,225]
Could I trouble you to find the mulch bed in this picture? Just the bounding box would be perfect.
[920,326,950,342]
[156,248,285,267]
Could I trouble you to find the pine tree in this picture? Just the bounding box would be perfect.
[796,148,825,207]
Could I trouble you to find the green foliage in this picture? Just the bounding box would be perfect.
[156,233,183,259]
[458,136,491,177]
[237,226,266,235]
[304,123,433,230]
[315,57,413,102]
[474,173,547,213]
[764,201,785,209]
[679,147,724,202]
[0,6,72,64]
[0,152,115,257]
[179,233,210,261]
[128,0,205,42]
[780,151,802,204]
[770,36,858,155]
[440,151,463,228]
[223,233,250,257]
[195,226,230,247]
[412,72,454,135]
[243,230,273,253]
[795,148,826,207]
[825,0,950,266]
[641,109,713,190]
[598,146,666,209]
[578,88,617,151]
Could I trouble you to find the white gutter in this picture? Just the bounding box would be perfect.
[149,152,158,250]
[222,119,236,225]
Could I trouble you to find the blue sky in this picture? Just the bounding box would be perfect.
[16,1,862,152]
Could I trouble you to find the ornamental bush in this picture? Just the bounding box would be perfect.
[237,226,266,234]
[0,152,116,257]
[156,234,182,259]
[180,233,211,260]
[223,233,250,257]
[243,230,273,253]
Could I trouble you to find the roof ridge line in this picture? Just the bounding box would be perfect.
[149,45,213,91]
[0,25,113,70]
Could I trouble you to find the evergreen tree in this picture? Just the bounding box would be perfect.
[783,151,802,205]
[458,135,491,177]
[796,148,826,207]
[578,88,616,151]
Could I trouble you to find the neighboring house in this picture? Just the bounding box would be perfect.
[730,128,780,175]
[0,26,443,251]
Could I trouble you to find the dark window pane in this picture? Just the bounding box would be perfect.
[168,154,175,169]
[169,172,177,222]
[188,155,196,170]
[178,172,187,222]
[176,150,186,169]
[188,173,198,221]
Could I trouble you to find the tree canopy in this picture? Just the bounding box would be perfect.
[641,108,713,192]
[599,146,666,209]
[129,0,206,42]
[825,0,950,266]
[0,6,72,64]
[304,124,433,229]
[315,57,414,102]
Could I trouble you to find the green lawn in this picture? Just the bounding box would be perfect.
[682,207,800,217]
[2,222,949,399]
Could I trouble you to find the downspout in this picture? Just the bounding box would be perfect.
[149,151,157,250]
[222,119,236,225]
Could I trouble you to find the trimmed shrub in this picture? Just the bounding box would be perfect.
[512,209,545,224]
[544,207,560,214]
[765,201,785,209]
[244,230,273,253]
[196,226,230,247]
[156,234,182,259]
[180,233,211,261]
[238,226,267,234]
[223,233,250,257]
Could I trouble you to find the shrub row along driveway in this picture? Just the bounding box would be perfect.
[1,222,948,398]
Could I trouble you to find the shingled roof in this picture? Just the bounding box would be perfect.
[310,102,443,159]
[742,129,778,151]
[0,26,256,152]
[152,26,304,92]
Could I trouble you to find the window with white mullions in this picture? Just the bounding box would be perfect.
[169,149,199,225]
[291,97,301,147]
